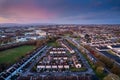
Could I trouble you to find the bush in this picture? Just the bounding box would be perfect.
[103,73,120,80]
[96,66,104,74]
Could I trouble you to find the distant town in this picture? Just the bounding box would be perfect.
[0,24,120,80]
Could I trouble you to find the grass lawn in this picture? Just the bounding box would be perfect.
[70,67,87,72]
[107,50,116,56]
[82,52,107,80]
[47,41,60,47]
[0,45,35,64]
[67,40,107,79]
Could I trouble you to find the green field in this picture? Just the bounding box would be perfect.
[0,45,35,64]
[47,41,60,47]
[70,67,87,72]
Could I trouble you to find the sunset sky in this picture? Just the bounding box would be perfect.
[0,0,120,24]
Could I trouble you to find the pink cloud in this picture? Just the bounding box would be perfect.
[0,1,58,23]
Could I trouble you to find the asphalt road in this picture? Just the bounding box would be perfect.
[22,46,52,76]
[1,45,48,80]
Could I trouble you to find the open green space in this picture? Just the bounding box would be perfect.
[107,50,116,56]
[67,40,107,80]
[81,51,107,80]
[70,67,87,72]
[0,45,35,64]
[47,41,60,47]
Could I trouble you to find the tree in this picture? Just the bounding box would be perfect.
[111,64,120,76]
[95,61,105,68]
[84,34,91,43]
[103,73,120,80]
[0,63,9,72]
[96,66,104,74]
[99,55,113,69]
[36,40,43,47]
